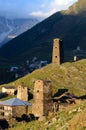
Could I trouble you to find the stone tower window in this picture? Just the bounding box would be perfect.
[38,80,40,82]
[37,90,39,93]
[55,56,57,58]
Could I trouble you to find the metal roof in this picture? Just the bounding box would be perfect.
[0,98,32,106]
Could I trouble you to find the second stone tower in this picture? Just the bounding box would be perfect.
[52,38,64,64]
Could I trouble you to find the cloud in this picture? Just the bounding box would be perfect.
[50,0,78,9]
[30,0,78,18]
[0,0,77,19]
[30,11,47,17]
[51,0,76,6]
[30,9,56,18]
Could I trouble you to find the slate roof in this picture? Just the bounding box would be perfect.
[3,86,15,89]
[0,98,32,106]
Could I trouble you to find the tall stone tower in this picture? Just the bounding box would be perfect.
[52,38,64,64]
[32,80,53,117]
[17,83,28,101]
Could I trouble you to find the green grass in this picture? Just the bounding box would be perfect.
[9,100,86,130]
[0,59,86,130]
[2,59,86,96]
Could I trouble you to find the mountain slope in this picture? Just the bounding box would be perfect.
[66,0,86,15]
[8,59,86,96]
[1,60,86,130]
[2,60,86,129]
[0,17,38,47]
[9,100,86,130]
[0,0,86,62]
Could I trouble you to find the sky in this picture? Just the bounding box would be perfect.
[0,0,78,19]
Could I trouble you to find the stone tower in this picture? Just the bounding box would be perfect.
[52,38,64,64]
[32,80,53,117]
[17,83,28,101]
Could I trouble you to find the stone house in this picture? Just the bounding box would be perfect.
[0,98,31,118]
[2,86,16,95]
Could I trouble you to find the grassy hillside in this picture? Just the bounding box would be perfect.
[1,59,86,130]
[7,59,86,96]
[9,100,86,130]
[0,0,86,63]
[67,0,86,15]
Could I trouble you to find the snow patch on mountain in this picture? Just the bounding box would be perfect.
[0,19,13,45]
[0,17,39,47]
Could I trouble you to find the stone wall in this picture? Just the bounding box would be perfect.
[52,38,64,64]
[17,84,28,101]
[2,87,16,95]
[32,80,53,117]
[4,106,28,117]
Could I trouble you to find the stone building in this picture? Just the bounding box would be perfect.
[32,80,53,117]
[0,98,31,118]
[2,86,16,95]
[52,38,64,64]
[17,84,28,101]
